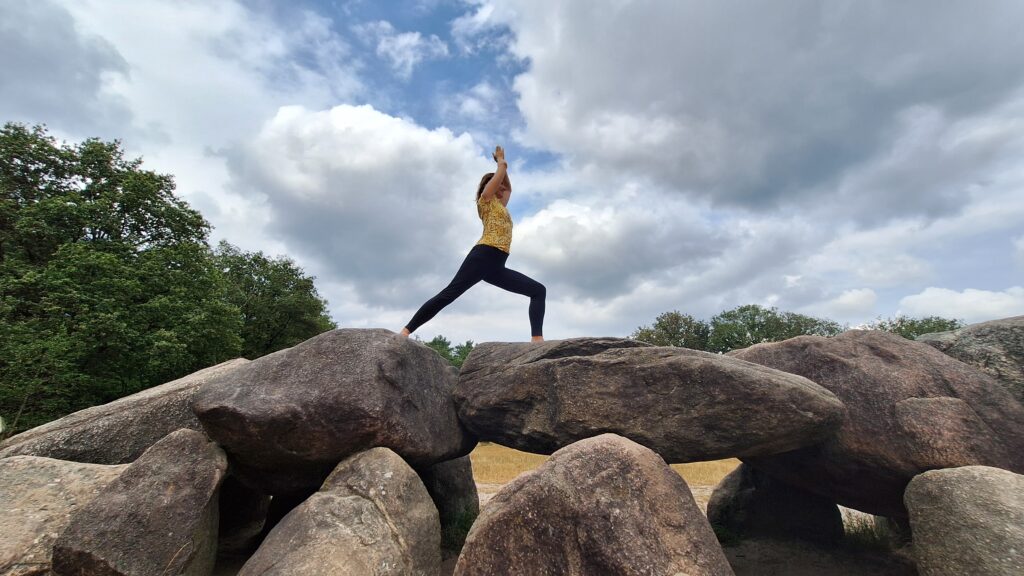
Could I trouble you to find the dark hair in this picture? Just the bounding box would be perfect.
[476,172,495,201]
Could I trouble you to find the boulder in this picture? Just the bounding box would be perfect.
[418,456,480,551]
[456,337,843,461]
[0,456,126,576]
[454,433,734,576]
[192,328,474,494]
[0,358,248,463]
[239,447,441,576]
[917,315,1024,403]
[707,462,843,544]
[51,429,228,576]
[905,465,1024,576]
[731,330,1024,518]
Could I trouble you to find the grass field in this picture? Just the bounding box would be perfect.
[469,442,739,486]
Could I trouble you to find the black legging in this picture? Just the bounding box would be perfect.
[405,244,545,337]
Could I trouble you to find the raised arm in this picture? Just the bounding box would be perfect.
[480,146,508,202]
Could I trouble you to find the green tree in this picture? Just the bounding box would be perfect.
[0,123,241,435]
[213,241,335,359]
[631,310,711,350]
[421,334,475,368]
[863,315,964,340]
[707,304,843,353]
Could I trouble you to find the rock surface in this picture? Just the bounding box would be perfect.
[51,429,228,576]
[905,465,1024,576]
[732,330,1024,518]
[418,456,480,551]
[0,456,126,576]
[456,337,843,462]
[193,328,474,494]
[707,462,843,544]
[239,447,441,576]
[454,433,735,576]
[0,358,248,463]
[917,315,1024,403]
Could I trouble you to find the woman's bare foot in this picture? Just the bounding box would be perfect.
[399,327,410,337]
[531,335,544,342]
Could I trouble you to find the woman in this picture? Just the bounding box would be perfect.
[399,146,546,342]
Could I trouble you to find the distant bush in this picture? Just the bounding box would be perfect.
[862,315,964,340]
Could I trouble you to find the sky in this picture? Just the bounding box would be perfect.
[3,0,1023,345]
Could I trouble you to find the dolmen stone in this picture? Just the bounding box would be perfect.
[731,329,1024,518]
[51,429,228,576]
[239,447,441,576]
[0,358,248,464]
[455,337,843,462]
[418,455,480,551]
[192,328,474,495]
[454,433,735,576]
[707,462,843,544]
[917,315,1024,403]
[0,456,126,575]
[905,465,1024,576]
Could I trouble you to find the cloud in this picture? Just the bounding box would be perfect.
[353,20,449,79]
[460,1,1024,223]
[804,288,878,321]
[899,287,1024,324]
[221,104,490,309]
[1015,236,1024,269]
[0,0,132,137]
[28,0,365,255]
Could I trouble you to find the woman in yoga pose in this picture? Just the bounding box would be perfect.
[399,146,546,341]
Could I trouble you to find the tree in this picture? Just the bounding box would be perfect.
[863,315,964,340]
[707,304,843,353]
[630,310,711,350]
[0,123,241,435]
[421,334,475,368]
[213,241,335,359]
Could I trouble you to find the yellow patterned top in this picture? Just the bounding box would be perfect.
[475,195,512,253]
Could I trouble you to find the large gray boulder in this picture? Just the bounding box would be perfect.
[454,433,734,576]
[417,456,479,551]
[0,456,127,576]
[193,328,474,494]
[239,447,441,576]
[905,465,1024,576]
[455,337,843,462]
[0,358,248,463]
[732,330,1024,518]
[51,429,228,576]
[917,315,1024,403]
[707,462,843,544]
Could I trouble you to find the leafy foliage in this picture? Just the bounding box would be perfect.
[707,304,844,353]
[0,124,334,436]
[420,334,475,368]
[862,315,964,339]
[632,304,842,353]
[631,310,710,349]
[214,241,335,359]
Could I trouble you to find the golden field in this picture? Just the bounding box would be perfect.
[469,442,739,486]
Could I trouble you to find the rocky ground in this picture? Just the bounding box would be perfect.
[213,481,918,576]
[437,483,917,576]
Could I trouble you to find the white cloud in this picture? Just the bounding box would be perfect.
[462,1,1024,222]
[222,104,490,309]
[803,288,878,322]
[899,287,1024,324]
[450,2,500,54]
[37,0,363,254]
[353,20,449,79]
